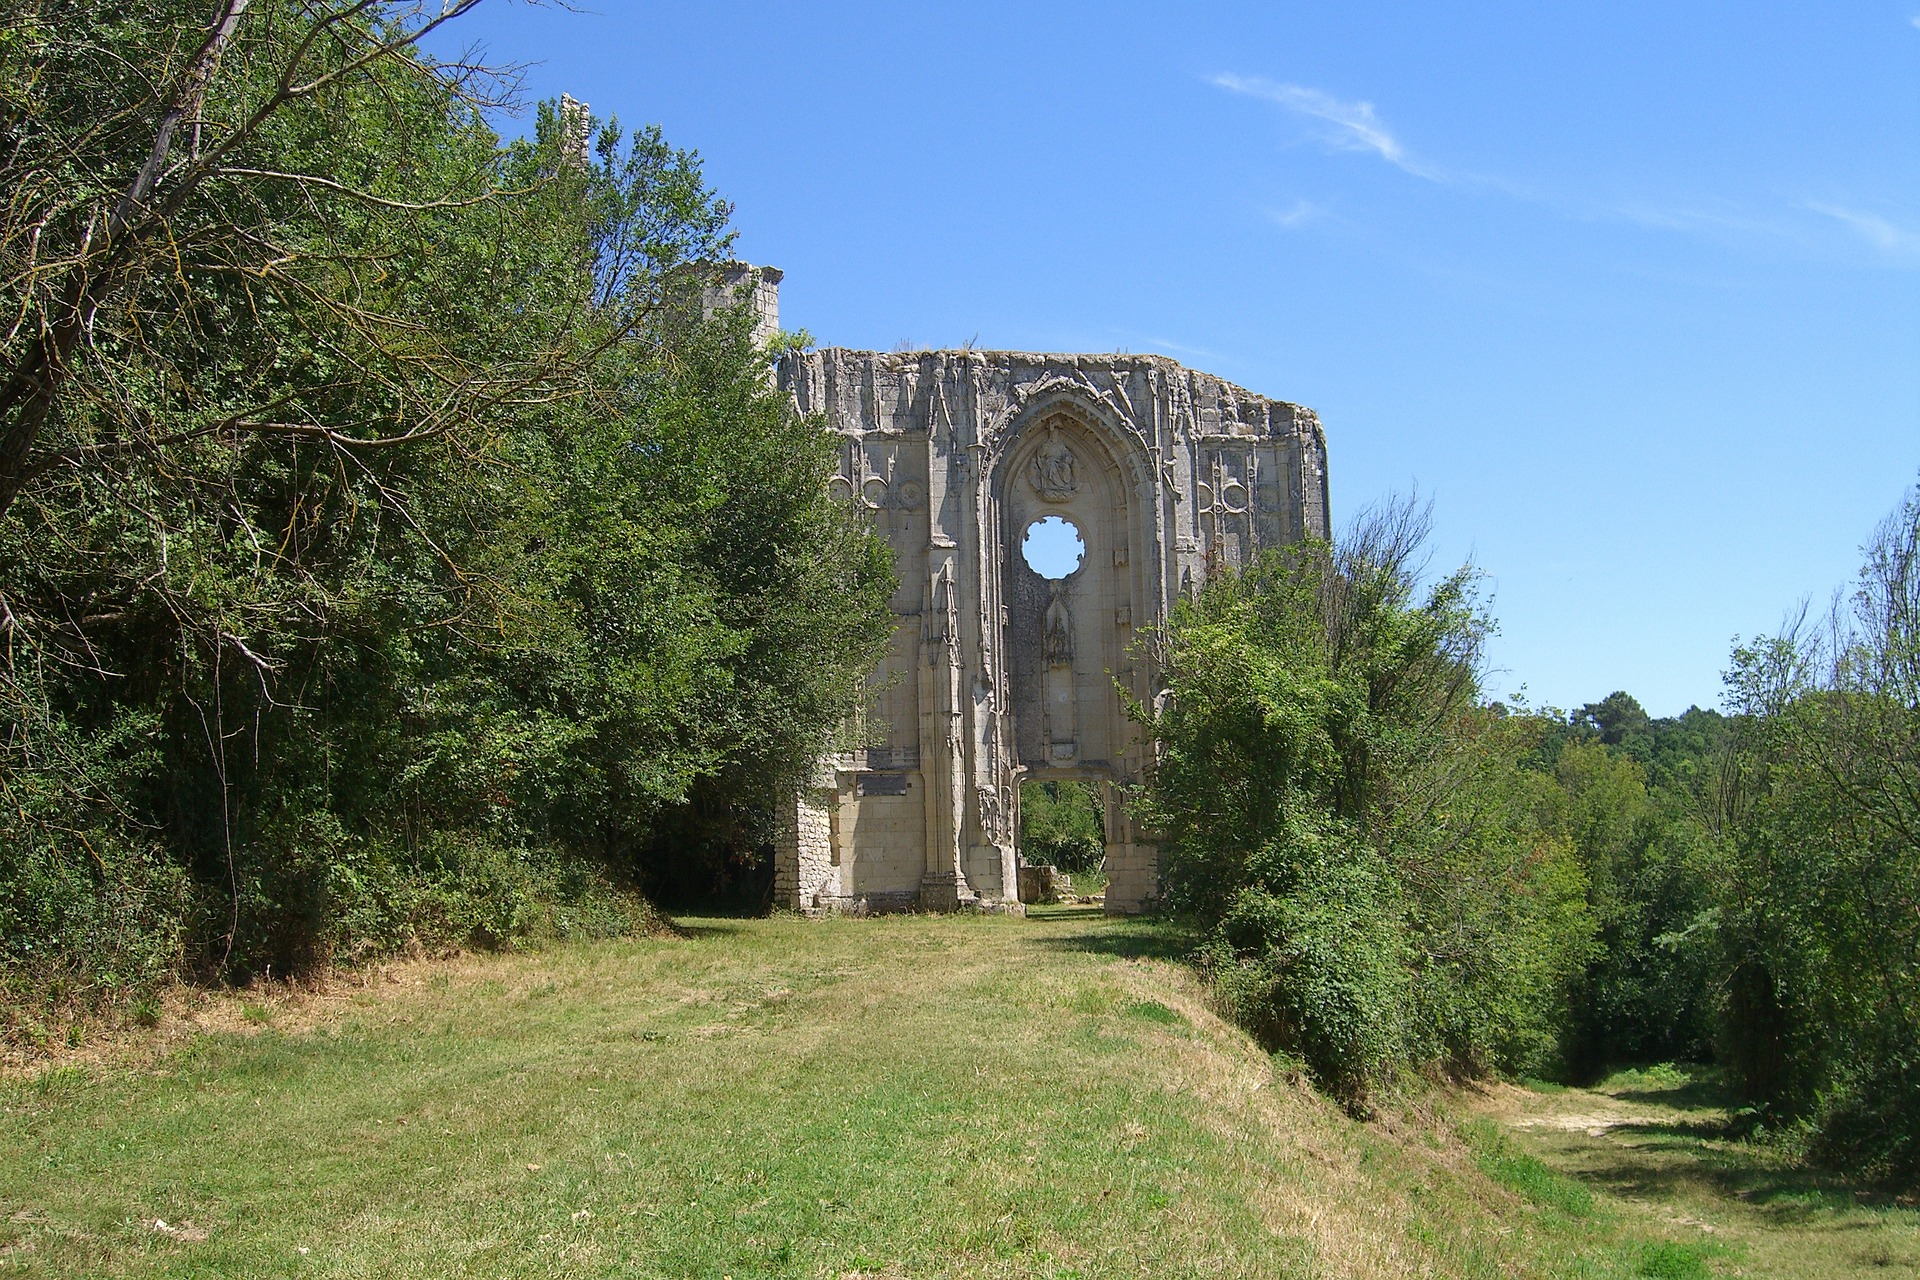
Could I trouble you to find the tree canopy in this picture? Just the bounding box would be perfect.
[0,1,894,1012]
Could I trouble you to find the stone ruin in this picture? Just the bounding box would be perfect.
[727,266,1331,914]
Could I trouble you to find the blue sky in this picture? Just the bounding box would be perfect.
[435,2,1919,716]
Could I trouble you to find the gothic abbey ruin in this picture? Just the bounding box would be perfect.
[744,267,1331,914]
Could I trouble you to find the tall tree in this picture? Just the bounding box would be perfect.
[0,2,895,1006]
[1137,500,1593,1101]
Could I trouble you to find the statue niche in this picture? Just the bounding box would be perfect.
[1043,580,1073,665]
[1027,424,1077,502]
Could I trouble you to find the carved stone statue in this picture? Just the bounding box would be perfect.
[1028,423,1077,501]
[976,785,1005,843]
[1043,581,1074,665]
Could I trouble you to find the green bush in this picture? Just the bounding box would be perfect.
[1203,832,1410,1100]
[1019,780,1105,872]
[0,837,192,1025]
[323,832,660,962]
[1139,502,1595,1102]
[0,692,191,1022]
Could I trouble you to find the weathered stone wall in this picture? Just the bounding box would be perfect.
[700,262,783,349]
[772,328,1330,915]
[771,765,836,912]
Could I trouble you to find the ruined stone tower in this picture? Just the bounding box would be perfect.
[752,271,1331,914]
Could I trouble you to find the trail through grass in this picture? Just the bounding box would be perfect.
[1478,1066,1920,1278]
[3,910,1776,1278]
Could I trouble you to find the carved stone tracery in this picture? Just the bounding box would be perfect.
[1042,581,1074,665]
[1027,423,1078,501]
[775,334,1331,918]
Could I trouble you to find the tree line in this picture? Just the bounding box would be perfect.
[8,0,1915,1200]
[1139,484,1920,1186]
[0,1,894,1028]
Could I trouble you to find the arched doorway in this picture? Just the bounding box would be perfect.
[993,404,1158,912]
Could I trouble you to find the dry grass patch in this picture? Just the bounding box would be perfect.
[0,911,1745,1278]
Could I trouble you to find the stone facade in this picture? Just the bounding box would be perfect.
[702,262,783,350]
[759,275,1331,915]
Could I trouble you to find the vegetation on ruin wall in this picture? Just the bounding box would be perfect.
[0,1,895,1029]
[1140,483,1920,1186]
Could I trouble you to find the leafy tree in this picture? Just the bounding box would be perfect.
[1571,692,1653,762]
[0,0,580,521]
[1546,739,1716,1072]
[1710,478,1920,1182]
[0,2,894,1015]
[1137,501,1594,1102]
[1019,780,1104,873]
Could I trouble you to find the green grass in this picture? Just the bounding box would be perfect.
[0,914,1813,1278]
[1057,867,1109,899]
[1471,1126,1596,1217]
[1630,1240,1715,1280]
[1486,1063,1920,1278]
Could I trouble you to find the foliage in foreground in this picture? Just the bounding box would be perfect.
[1136,503,1597,1102]
[0,2,894,1022]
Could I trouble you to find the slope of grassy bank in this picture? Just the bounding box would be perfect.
[6,910,1729,1278]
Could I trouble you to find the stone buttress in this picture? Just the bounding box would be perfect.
[770,341,1331,916]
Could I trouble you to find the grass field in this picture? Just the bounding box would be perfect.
[0,908,1826,1278]
[1478,1065,1920,1279]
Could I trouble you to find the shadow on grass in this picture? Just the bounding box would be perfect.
[663,920,751,940]
[1611,1116,1732,1142]
[1609,1080,1731,1112]
[1577,1152,1875,1222]
[1563,1122,1893,1225]
[1028,915,1196,963]
[1024,903,1106,921]
[1581,1067,1920,1209]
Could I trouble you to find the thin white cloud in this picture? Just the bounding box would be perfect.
[1804,201,1920,260]
[1210,73,1442,180]
[1266,198,1324,229]
[1910,14,1920,27]
[1211,72,1916,269]
[1607,201,1787,239]
[1142,336,1224,363]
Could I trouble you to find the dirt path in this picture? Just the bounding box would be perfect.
[1475,1069,1920,1278]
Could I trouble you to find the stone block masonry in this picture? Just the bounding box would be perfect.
[755,269,1331,916]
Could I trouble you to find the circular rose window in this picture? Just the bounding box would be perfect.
[1021,515,1085,579]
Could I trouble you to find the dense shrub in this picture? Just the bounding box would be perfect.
[1199,819,1410,1099]
[1138,502,1595,1103]
[0,3,892,1024]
